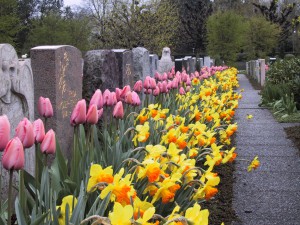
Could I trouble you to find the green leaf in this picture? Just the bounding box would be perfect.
[30,212,49,225]
[15,197,28,225]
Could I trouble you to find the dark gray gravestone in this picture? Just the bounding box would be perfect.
[113,49,134,88]
[175,59,183,72]
[132,47,150,81]
[31,45,82,159]
[200,58,204,68]
[83,50,119,99]
[149,54,158,77]
[187,58,196,74]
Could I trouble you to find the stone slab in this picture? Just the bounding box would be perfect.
[113,49,134,87]
[132,47,150,81]
[149,54,158,77]
[31,45,82,159]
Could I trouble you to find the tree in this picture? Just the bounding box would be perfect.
[252,0,299,54]
[90,0,180,54]
[206,10,246,65]
[173,0,212,54]
[244,16,281,59]
[0,0,21,46]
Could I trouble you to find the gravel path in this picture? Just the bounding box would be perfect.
[232,74,300,225]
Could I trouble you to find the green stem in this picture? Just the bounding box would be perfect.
[44,117,48,132]
[7,170,13,225]
[44,154,47,167]
[35,143,39,211]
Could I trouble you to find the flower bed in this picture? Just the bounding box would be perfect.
[0,66,255,225]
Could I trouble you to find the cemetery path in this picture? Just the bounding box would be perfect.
[232,74,300,225]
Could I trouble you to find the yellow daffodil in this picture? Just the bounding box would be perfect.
[56,195,77,225]
[184,203,209,225]
[246,114,253,119]
[87,164,114,192]
[133,122,150,146]
[108,202,133,225]
[248,156,260,172]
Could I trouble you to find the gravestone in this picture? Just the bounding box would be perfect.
[175,59,183,72]
[200,58,204,68]
[259,59,266,86]
[255,60,260,82]
[31,45,82,160]
[149,54,159,77]
[158,47,174,74]
[132,47,150,81]
[246,62,249,75]
[187,57,196,74]
[83,50,119,98]
[204,56,211,67]
[113,49,134,88]
[0,43,35,199]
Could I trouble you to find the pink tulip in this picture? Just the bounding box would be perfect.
[0,115,10,151]
[120,85,131,101]
[86,104,98,124]
[115,88,122,101]
[162,72,168,81]
[70,99,86,126]
[154,72,161,80]
[125,91,133,104]
[131,91,141,106]
[167,81,172,90]
[98,108,104,119]
[179,87,186,95]
[33,119,45,144]
[2,137,24,171]
[150,78,156,89]
[186,86,191,92]
[15,118,34,148]
[153,86,160,96]
[186,77,191,86]
[103,89,111,106]
[113,101,124,119]
[40,129,56,155]
[107,92,117,106]
[168,72,173,79]
[172,78,179,89]
[90,89,103,109]
[160,81,168,93]
[143,76,152,89]
[144,89,152,95]
[38,97,54,118]
[133,80,143,93]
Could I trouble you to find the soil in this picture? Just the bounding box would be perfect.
[202,162,238,225]
[284,126,300,154]
[201,135,238,225]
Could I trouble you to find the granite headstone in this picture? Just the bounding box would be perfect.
[31,45,82,160]
[149,54,158,77]
[113,49,134,88]
[132,47,150,81]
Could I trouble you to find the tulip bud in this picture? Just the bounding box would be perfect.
[162,72,168,81]
[131,91,141,106]
[2,137,24,171]
[124,91,133,104]
[0,115,10,151]
[108,92,117,106]
[98,108,104,119]
[153,86,160,96]
[38,97,54,118]
[103,89,111,106]
[70,99,86,126]
[15,118,34,148]
[86,104,98,124]
[143,76,151,89]
[120,85,131,101]
[40,129,56,155]
[133,80,143,93]
[179,87,186,95]
[90,89,103,109]
[150,78,156,89]
[113,101,124,119]
[115,88,122,101]
[33,119,45,143]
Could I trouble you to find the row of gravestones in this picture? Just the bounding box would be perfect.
[0,44,174,198]
[175,56,214,74]
[246,59,266,86]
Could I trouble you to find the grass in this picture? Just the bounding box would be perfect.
[272,110,300,123]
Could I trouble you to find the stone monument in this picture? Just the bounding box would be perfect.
[204,56,211,67]
[158,47,174,74]
[175,59,183,72]
[113,49,134,88]
[259,59,266,86]
[83,50,119,99]
[132,47,150,81]
[149,54,159,77]
[31,45,82,160]
[0,43,35,199]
